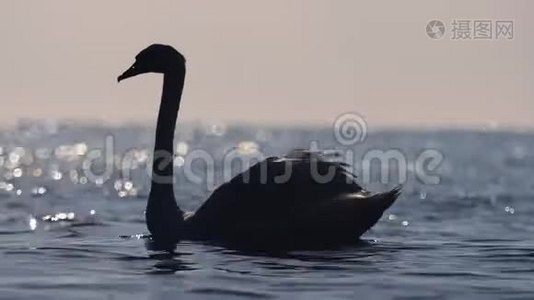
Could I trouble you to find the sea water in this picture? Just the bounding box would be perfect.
[0,121,533,299]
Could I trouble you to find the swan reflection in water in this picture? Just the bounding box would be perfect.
[140,235,399,274]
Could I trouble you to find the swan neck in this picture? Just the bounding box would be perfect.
[146,71,186,240]
[151,73,184,186]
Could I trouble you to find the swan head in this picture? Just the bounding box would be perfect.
[117,44,186,82]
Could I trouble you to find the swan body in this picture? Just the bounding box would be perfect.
[118,44,400,250]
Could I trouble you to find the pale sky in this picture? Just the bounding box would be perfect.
[0,1,532,129]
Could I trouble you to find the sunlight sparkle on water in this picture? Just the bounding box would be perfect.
[32,168,43,177]
[174,156,185,167]
[13,168,23,178]
[176,142,189,156]
[237,141,259,155]
[51,170,63,180]
[124,181,134,191]
[42,212,76,222]
[0,182,14,192]
[208,124,226,136]
[29,217,37,231]
[31,186,47,196]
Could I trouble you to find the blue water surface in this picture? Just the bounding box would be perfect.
[0,121,533,300]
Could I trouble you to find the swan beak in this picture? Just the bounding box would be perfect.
[117,63,141,82]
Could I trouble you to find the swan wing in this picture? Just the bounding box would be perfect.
[187,150,373,237]
[201,151,363,209]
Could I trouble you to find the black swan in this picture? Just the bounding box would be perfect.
[117,44,401,250]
